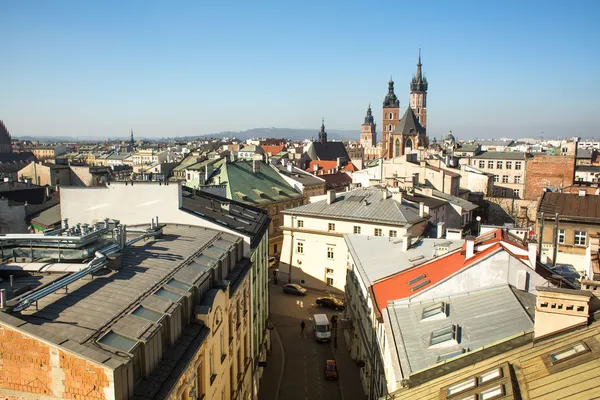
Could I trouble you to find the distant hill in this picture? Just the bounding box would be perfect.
[14,127,360,142]
[195,127,360,141]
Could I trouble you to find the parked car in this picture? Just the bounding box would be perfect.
[283,283,307,296]
[316,296,345,311]
[324,359,338,380]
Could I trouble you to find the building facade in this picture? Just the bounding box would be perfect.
[469,152,532,199]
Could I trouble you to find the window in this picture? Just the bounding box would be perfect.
[327,247,334,259]
[220,331,225,362]
[422,302,446,320]
[326,268,334,274]
[353,226,361,234]
[514,189,520,198]
[389,230,397,237]
[388,112,393,119]
[502,175,508,183]
[429,325,457,346]
[480,385,505,400]
[326,277,334,286]
[328,223,335,232]
[574,230,587,246]
[297,220,304,228]
[446,377,477,396]
[496,161,503,169]
[444,366,505,399]
[479,161,485,168]
[488,161,494,169]
[374,228,382,236]
[297,241,304,254]
[515,161,522,170]
[500,188,507,197]
[506,161,512,169]
[558,229,565,244]
[209,347,215,379]
[493,175,499,183]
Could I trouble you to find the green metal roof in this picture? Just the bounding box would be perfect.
[173,155,201,172]
[211,159,303,205]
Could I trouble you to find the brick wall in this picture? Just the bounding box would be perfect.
[525,155,575,200]
[0,324,110,399]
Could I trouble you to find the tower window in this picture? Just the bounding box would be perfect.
[389,112,393,119]
[388,124,393,132]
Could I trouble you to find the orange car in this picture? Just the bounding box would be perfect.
[325,359,338,380]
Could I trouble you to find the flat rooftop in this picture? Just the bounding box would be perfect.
[0,224,239,369]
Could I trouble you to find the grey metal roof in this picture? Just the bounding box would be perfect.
[474,139,514,147]
[455,144,480,153]
[576,148,593,159]
[272,164,325,186]
[428,189,478,211]
[471,151,532,160]
[576,165,600,173]
[345,235,464,286]
[0,225,238,368]
[284,187,426,226]
[384,285,534,377]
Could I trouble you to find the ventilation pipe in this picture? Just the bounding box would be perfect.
[61,219,69,230]
[0,289,6,310]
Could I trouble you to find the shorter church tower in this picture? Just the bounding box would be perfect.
[318,119,327,144]
[382,77,400,158]
[360,104,377,148]
[410,49,428,129]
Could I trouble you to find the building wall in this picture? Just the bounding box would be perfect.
[18,163,71,187]
[469,157,527,199]
[280,213,426,291]
[0,199,28,233]
[0,322,113,399]
[262,198,306,257]
[525,155,575,200]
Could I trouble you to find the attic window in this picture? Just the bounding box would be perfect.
[272,187,284,195]
[549,342,589,364]
[410,280,431,292]
[407,274,426,285]
[234,191,248,200]
[253,189,266,198]
[430,324,457,346]
[422,302,446,320]
[437,348,467,363]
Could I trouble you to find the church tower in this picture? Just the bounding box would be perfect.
[410,49,428,129]
[360,104,377,148]
[382,77,400,158]
[130,129,135,147]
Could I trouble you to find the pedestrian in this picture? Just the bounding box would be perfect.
[300,320,305,335]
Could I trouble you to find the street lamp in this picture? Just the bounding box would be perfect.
[476,216,482,236]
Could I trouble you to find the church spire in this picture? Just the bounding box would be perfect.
[411,49,428,92]
[364,104,374,125]
[130,129,135,147]
[318,119,327,144]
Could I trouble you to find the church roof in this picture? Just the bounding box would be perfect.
[0,120,12,146]
[397,107,426,136]
[305,141,350,162]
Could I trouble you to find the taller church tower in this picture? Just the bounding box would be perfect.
[409,49,428,129]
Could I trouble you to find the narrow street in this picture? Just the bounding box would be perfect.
[259,277,367,400]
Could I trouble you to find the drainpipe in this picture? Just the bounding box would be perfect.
[288,216,294,284]
[552,213,560,268]
[538,212,544,263]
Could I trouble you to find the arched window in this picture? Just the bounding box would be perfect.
[395,139,401,157]
[405,138,414,152]
[389,124,393,132]
[388,112,393,119]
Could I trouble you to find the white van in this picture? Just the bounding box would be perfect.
[313,314,331,343]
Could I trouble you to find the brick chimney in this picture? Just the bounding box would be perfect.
[534,287,592,339]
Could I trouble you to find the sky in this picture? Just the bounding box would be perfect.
[1,0,599,140]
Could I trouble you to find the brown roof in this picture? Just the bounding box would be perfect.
[538,191,600,221]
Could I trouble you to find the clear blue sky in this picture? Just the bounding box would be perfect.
[1,0,599,140]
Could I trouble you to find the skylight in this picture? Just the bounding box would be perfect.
[407,274,426,285]
[98,331,137,353]
[430,324,457,346]
[410,280,431,292]
[549,342,589,364]
[132,306,163,323]
[437,348,467,363]
[422,302,446,320]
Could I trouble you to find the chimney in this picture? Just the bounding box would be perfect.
[465,235,475,259]
[391,191,403,203]
[534,287,592,339]
[337,157,343,168]
[419,202,425,218]
[436,222,445,239]
[252,159,261,174]
[327,190,336,205]
[287,163,293,173]
[313,164,319,172]
[528,241,537,268]
[401,235,411,252]
[215,176,220,185]
[382,190,389,201]
[0,289,6,310]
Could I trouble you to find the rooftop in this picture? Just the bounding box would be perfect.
[0,224,239,370]
[471,151,532,160]
[426,188,478,211]
[403,193,448,209]
[345,235,464,286]
[538,191,600,221]
[283,187,426,226]
[272,164,325,187]
[474,139,515,147]
[384,285,534,377]
[181,187,270,248]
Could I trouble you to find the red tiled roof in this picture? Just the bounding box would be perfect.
[305,160,357,174]
[261,145,285,155]
[371,242,503,313]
